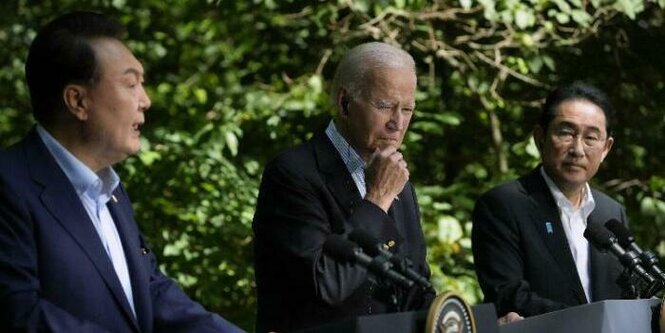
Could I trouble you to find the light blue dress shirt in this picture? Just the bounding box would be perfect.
[325,120,367,198]
[36,125,136,317]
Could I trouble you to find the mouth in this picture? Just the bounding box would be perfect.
[562,162,585,170]
[132,122,143,135]
[379,137,399,143]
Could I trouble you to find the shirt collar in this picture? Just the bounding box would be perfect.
[325,120,365,174]
[36,124,119,201]
[540,166,595,218]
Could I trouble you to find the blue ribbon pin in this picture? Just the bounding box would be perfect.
[545,222,553,234]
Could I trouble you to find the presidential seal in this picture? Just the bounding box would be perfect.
[425,292,475,333]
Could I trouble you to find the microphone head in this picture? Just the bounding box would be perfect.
[604,219,635,248]
[323,234,358,262]
[348,229,382,256]
[584,223,616,252]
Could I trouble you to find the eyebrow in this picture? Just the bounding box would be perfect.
[371,99,416,108]
[123,68,144,77]
[556,121,602,133]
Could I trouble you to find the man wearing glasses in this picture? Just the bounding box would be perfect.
[471,82,626,322]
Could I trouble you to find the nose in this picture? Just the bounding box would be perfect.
[386,108,404,131]
[139,85,151,112]
[568,135,585,157]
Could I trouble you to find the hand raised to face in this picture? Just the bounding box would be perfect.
[364,146,409,213]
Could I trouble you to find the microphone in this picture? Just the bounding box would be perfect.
[605,219,665,282]
[323,234,414,289]
[348,229,432,289]
[584,223,656,284]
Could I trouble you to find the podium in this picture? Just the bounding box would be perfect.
[296,303,499,333]
[499,299,660,333]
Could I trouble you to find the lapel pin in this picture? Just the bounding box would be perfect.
[545,222,553,235]
[111,195,118,203]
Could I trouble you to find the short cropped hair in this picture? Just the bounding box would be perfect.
[540,81,614,136]
[330,42,415,104]
[25,11,125,125]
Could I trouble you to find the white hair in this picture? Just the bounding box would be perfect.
[330,42,416,105]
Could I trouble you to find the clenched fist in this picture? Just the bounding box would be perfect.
[364,147,409,212]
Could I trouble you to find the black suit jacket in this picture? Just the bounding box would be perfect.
[0,129,242,332]
[471,167,626,317]
[252,131,430,333]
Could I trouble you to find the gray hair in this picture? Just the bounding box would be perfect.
[330,42,416,105]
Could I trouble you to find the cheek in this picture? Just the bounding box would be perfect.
[542,146,565,166]
[355,114,378,136]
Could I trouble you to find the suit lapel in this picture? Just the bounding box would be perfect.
[312,132,363,234]
[521,168,587,303]
[386,193,407,253]
[107,189,152,333]
[24,131,140,331]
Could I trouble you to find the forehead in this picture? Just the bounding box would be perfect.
[363,67,416,98]
[89,38,144,77]
[552,99,607,132]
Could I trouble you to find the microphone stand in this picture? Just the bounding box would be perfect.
[618,268,665,299]
[393,257,436,312]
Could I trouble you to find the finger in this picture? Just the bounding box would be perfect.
[379,146,398,157]
[389,151,404,162]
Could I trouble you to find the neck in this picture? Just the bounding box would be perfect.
[333,118,369,162]
[45,123,108,173]
[560,185,585,209]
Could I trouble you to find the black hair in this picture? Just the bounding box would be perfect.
[540,81,613,136]
[25,11,125,126]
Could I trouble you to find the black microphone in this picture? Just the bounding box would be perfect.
[323,234,414,288]
[348,229,432,289]
[584,223,656,284]
[605,219,665,282]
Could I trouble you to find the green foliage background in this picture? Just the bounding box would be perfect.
[2,0,665,331]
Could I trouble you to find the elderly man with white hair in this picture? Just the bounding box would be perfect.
[252,42,432,333]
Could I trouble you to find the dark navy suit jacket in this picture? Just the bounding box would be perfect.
[0,129,243,332]
[472,167,626,317]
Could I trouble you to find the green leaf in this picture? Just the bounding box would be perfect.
[225,131,239,156]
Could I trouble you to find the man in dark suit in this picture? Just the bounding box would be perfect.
[472,82,626,321]
[0,11,242,332]
[253,42,431,333]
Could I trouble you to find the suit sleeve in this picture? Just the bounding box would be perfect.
[145,246,244,333]
[253,160,397,306]
[104,184,244,333]
[472,193,568,317]
[0,176,114,333]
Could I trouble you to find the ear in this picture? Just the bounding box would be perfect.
[533,125,545,153]
[63,84,90,121]
[599,136,614,162]
[336,88,350,119]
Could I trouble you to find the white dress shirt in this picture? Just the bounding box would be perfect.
[541,167,596,302]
